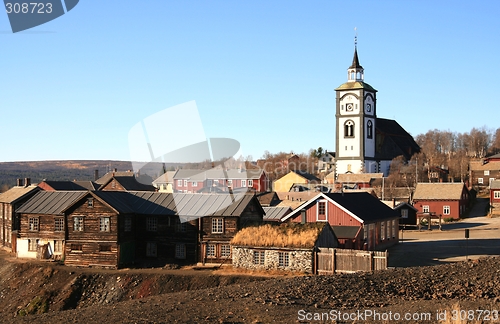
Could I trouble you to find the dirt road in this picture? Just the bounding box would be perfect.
[389,198,500,267]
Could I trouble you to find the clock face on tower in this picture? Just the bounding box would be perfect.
[346,103,353,111]
[366,103,371,112]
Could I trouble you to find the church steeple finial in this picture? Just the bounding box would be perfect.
[347,27,364,82]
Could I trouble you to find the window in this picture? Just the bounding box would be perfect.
[100,217,110,232]
[183,180,188,187]
[485,170,490,176]
[401,209,408,219]
[146,242,157,257]
[317,200,327,221]
[241,180,246,187]
[192,181,197,187]
[443,206,450,215]
[124,216,132,232]
[73,217,84,231]
[392,220,397,238]
[207,244,216,258]
[29,217,39,231]
[28,239,38,251]
[175,244,186,259]
[367,120,373,139]
[248,180,253,187]
[221,245,231,257]
[227,179,233,187]
[494,191,500,199]
[381,221,386,240]
[54,218,64,231]
[363,225,368,240]
[87,198,94,208]
[423,205,429,213]
[99,244,112,252]
[211,218,223,233]
[344,120,355,138]
[278,252,290,267]
[53,240,63,253]
[146,217,158,231]
[177,179,182,187]
[478,178,484,184]
[71,243,82,252]
[253,250,265,265]
[207,180,212,186]
[175,219,186,232]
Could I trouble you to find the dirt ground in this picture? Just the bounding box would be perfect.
[1,198,500,323]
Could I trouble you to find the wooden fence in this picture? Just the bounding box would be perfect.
[315,248,388,275]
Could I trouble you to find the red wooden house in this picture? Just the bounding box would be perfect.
[412,182,470,220]
[489,180,500,216]
[281,192,399,250]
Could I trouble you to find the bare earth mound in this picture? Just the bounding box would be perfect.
[2,250,500,323]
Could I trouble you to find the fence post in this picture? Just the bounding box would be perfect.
[370,251,374,271]
[332,249,335,275]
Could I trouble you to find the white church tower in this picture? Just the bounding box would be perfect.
[335,37,378,174]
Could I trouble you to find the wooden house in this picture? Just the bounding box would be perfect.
[0,183,40,251]
[273,170,320,192]
[196,194,264,265]
[412,182,470,220]
[489,180,500,216]
[394,202,418,226]
[281,192,400,250]
[231,223,338,273]
[469,154,500,189]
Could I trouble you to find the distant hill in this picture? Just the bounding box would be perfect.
[0,160,177,191]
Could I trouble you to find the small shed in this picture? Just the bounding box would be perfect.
[394,202,418,226]
[231,223,338,273]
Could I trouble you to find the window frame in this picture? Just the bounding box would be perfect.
[423,205,430,213]
[207,244,216,258]
[87,198,94,208]
[401,209,408,218]
[494,191,500,199]
[100,217,110,232]
[278,252,290,267]
[221,245,231,257]
[253,250,265,265]
[146,216,158,232]
[124,216,132,232]
[175,243,186,259]
[28,238,39,251]
[443,205,450,215]
[54,217,64,231]
[316,200,327,221]
[241,179,246,187]
[211,218,224,234]
[29,217,39,231]
[73,216,84,232]
[248,179,253,187]
[146,242,157,257]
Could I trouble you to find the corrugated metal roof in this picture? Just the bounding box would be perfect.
[95,171,135,185]
[173,168,263,180]
[263,206,291,221]
[17,191,87,215]
[332,226,361,239]
[0,186,39,203]
[413,183,466,200]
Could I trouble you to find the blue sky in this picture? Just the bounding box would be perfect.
[1,1,499,162]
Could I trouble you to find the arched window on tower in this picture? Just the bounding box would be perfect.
[367,120,373,139]
[350,71,355,80]
[356,72,361,80]
[344,120,354,138]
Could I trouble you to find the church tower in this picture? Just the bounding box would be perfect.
[335,38,378,174]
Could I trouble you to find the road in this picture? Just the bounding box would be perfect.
[388,198,500,267]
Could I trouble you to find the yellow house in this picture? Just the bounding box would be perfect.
[273,170,320,192]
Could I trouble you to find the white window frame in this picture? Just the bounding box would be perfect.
[28,239,38,251]
[478,178,484,184]
[316,200,328,221]
[221,245,231,257]
[227,179,233,187]
[175,244,186,259]
[100,217,110,232]
[423,205,429,213]
[53,240,63,253]
[211,218,223,234]
[253,250,265,265]
[278,252,290,267]
[443,206,450,215]
[55,217,64,231]
[248,179,253,187]
[29,217,39,231]
[207,244,216,258]
[177,179,182,187]
[241,180,246,187]
[401,209,408,218]
[183,180,188,187]
[73,216,84,231]
[146,217,158,232]
[192,181,197,187]
[494,191,500,199]
[485,170,490,176]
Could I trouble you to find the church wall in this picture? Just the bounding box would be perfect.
[336,160,363,174]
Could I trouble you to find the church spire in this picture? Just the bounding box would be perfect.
[347,29,364,82]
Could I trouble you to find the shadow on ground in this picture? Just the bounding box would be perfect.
[388,238,500,268]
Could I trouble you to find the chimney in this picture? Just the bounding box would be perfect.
[114,168,118,172]
[94,170,99,181]
[16,178,23,187]
[24,178,31,187]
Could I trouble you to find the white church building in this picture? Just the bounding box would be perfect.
[335,43,420,176]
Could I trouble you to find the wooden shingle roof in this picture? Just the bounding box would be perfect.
[413,183,466,200]
[0,186,39,204]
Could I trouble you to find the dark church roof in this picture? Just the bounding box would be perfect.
[349,47,363,69]
[375,118,420,160]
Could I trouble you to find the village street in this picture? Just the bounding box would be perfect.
[388,198,500,267]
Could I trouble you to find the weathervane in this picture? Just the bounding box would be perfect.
[354,27,358,48]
